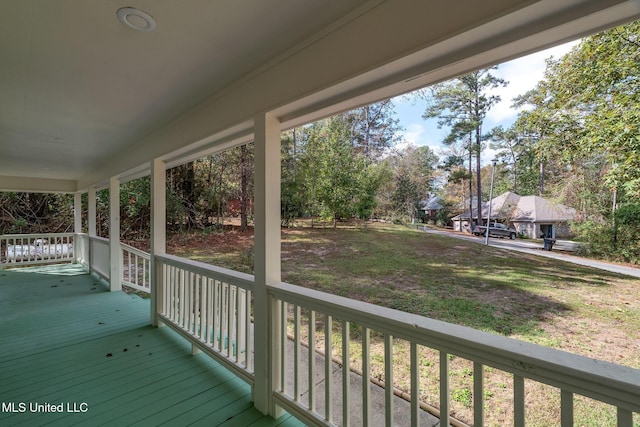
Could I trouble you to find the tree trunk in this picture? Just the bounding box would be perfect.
[511,149,518,193]
[612,188,618,247]
[468,135,473,229]
[475,125,483,227]
[539,161,545,195]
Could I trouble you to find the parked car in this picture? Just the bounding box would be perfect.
[472,222,517,239]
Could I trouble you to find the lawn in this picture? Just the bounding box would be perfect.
[165,222,640,426]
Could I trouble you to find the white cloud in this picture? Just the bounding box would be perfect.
[392,41,581,162]
[394,122,447,154]
[402,123,426,145]
[486,41,579,124]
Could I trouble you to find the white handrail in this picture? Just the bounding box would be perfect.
[156,253,254,289]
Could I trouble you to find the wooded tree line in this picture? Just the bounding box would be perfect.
[491,21,640,262]
[0,192,74,234]
[281,101,437,227]
[433,20,640,262]
[1,21,639,262]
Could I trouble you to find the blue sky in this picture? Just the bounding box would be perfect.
[392,41,579,164]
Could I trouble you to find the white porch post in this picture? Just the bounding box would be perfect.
[150,159,166,327]
[109,177,122,292]
[73,193,82,234]
[87,188,97,273]
[253,112,282,416]
[88,188,97,237]
[73,192,82,263]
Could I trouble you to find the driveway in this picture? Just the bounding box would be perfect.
[419,226,640,279]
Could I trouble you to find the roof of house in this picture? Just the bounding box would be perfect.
[451,192,577,223]
[512,195,577,222]
[420,196,443,211]
[486,191,521,220]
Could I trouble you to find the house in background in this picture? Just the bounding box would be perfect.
[418,195,443,221]
[451,193,515,233]
[452,192,577,238]
[511,194,577,239]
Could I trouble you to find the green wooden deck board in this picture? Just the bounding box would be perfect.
[126,377,247,426]
[8,336,209,409]
[188,394,256,426]
[0,326,182,385]
[249,414,298,427]
[218,405,272,426]
[70,351,231,421]
[1,328,186,391]
[102,375,245,426]
[0,266,304,427]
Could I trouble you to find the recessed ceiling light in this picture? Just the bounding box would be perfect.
[117,7,156,32]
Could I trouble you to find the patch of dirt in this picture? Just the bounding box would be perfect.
[167,227,254,255]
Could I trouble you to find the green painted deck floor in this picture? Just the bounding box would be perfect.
[0,265,303,427]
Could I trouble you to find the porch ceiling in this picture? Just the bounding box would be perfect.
[1,1,639,192]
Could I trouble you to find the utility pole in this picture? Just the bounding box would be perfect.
[485,159,498,245]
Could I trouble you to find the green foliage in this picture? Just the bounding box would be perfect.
[503,20,640,262]
[300,116,365,224]
[379,145,438,222]
[354,162,391,220]
[572,220,613,256]
[516,21,640,198]
[614,203,640,262]
[452,388,473,408]
[286,101,404,226]
[391,174,419,220]
[0,192,74,234]
[120,177,151,237]
[281,130,304,225]
[572,206,640,264]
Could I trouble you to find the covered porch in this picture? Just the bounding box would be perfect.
[2,1,640,426]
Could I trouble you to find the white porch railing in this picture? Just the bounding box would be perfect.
[268,282,640,427]
[155,253,254,384]
[89,236,110,280]
[75,233,90,266]
[121,243,150,293]
[0,233,150,293]
[0,233,75,267]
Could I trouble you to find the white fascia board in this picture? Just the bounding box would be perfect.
[0,175,77,193]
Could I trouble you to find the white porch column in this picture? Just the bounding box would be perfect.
[73,192,82,264]
[109,177,122,292]
[88,188,97,237]
[253,112,282,416]
[73,193,82,234]
[87,188,97,273]
[150,159,166,327]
